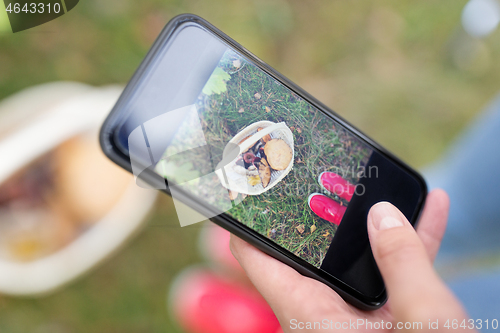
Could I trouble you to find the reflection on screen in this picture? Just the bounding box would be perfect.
[151,48,374,268]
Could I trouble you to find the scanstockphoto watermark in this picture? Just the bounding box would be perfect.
[290,319,423,331]
[268,164,379,198]
[290,318,500,331]
[292,164,378,181]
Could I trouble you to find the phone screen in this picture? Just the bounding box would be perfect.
[114,22,425,300]
[156,47,373,269]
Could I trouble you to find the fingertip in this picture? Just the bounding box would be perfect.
[419,188,450,234]
[367,202,389,226]
[415,188,450,261]
[428,188,450,211]
[368,201,407,231]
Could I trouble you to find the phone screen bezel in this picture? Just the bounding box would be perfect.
[100,14,427,310]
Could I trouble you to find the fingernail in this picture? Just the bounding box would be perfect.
[369,202,404,231]
[377,216,404,230]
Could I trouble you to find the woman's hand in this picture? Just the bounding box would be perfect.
[230,189,474,332]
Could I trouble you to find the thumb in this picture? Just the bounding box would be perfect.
[367,202,468,324]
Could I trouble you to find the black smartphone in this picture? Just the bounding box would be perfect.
[100,14,426,310]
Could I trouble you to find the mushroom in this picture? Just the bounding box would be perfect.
[259,158,271,188]
[257,127,271,143]
[243,152,255,164]
[264,139,293,171]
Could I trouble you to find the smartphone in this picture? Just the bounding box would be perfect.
[100,14,426,310]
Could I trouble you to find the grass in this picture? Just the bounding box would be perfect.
[190,54,372,268]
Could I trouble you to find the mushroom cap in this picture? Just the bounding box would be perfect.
[264,139,292,171]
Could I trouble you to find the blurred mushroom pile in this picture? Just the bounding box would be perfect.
[0,136,130,262]
[230,127,292,194]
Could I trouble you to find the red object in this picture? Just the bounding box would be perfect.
[170,268,281,333]
[308,193,347,225]
[318,172,356,202]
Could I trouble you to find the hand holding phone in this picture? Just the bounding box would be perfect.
[231,190,470,332]
[100,14,427,309]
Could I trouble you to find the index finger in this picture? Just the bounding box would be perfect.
[415,189,449,262]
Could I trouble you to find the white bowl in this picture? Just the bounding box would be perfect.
[0,83,158,296]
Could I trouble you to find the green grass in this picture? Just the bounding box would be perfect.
[191,58,372,268]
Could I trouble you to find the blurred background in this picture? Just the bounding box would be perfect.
[0,0,500,332]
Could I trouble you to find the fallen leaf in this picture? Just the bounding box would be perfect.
[254,92,262,99]
[265,106,270,113]
[322,231,330,237]
[296,224,305,234]
[296,128,302,134]
[310,225,317,234]
[238,108,244,113]
[290,126,295,131]
[233,59,241,68]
